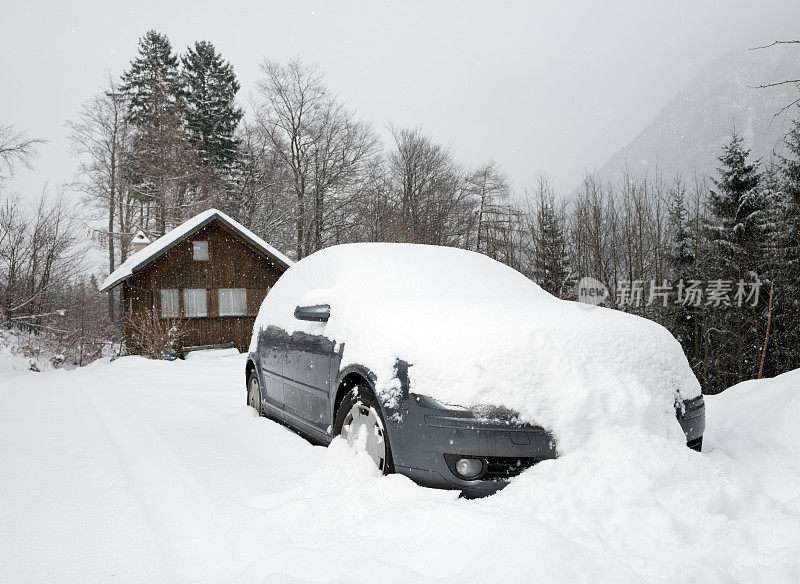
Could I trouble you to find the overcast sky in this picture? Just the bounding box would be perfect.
[3,0,800,200]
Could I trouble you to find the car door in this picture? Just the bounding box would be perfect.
[256,325,289,408]
[282,329,335,431]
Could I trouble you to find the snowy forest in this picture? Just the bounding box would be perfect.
[1,30,799,393]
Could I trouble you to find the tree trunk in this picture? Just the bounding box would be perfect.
[107,147,117,320]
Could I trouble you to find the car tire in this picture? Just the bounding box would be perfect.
[334,384,394,474]
[247,369,262,416]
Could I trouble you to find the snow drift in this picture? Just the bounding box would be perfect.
[705,368,800,507]
[4,355,797,583]
[251,243,701,452]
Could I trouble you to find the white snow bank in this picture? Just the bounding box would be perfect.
[100,209,293,291]
[184,347,240,360]
[0,340,39,378]
[705,369,800,506]
[0,328,55,378]
[233,370,800,583]
[2,355,799,583]
[251,243,700,452]
[490,425,800,582]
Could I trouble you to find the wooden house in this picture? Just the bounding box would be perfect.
[100,209,292,354]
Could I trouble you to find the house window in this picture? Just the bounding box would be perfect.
[218,288,247,316]
[193,241,209,261]
[183,289,207,317]
[160,289,179,318]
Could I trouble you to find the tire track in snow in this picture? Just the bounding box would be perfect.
[0,372,172,584]
[75,374,241,584]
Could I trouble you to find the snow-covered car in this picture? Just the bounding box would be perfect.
[246,243,705,497]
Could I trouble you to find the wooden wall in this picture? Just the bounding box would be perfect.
[122,220,288,353]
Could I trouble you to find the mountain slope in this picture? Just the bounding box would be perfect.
[598,47,800,183]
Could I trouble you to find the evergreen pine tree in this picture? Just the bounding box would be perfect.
[756,162,793,376]
[708,131,763,272]
[182,41,243,171]
[779,118,800,217]
[120,31,192,234]
[705,131,765,392]
[521,177,570,297]
[533,197,570,297]
[121,31,184,129]
[777,119,800,285]
[666,182,697,361]
[774,119,800,372]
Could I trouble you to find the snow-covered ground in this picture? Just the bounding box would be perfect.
[1,354,799,583]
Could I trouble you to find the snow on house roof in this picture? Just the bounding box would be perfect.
[100,209,293,292]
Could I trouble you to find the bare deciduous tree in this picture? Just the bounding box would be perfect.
[68,74,133,318]
[0,190,84,327]
[254,58,377,258]
[466,161,510,255]
[387,126,474,246]
[0,124,45,180]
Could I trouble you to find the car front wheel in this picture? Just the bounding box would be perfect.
[334,385,394,474]
[247,370,262,416]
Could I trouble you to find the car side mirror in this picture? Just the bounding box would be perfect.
[294,304,330,322]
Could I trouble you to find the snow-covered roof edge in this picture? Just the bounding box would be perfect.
[100,209,293,292]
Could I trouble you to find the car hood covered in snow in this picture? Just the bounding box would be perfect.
[251,243,701,452]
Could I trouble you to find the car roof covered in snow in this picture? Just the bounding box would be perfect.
[100,209,293,292]
[251,243,701,453]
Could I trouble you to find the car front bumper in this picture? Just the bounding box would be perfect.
[388,397,558,497]
[388,393,706,497]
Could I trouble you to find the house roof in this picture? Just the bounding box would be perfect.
[100,209,293,292]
